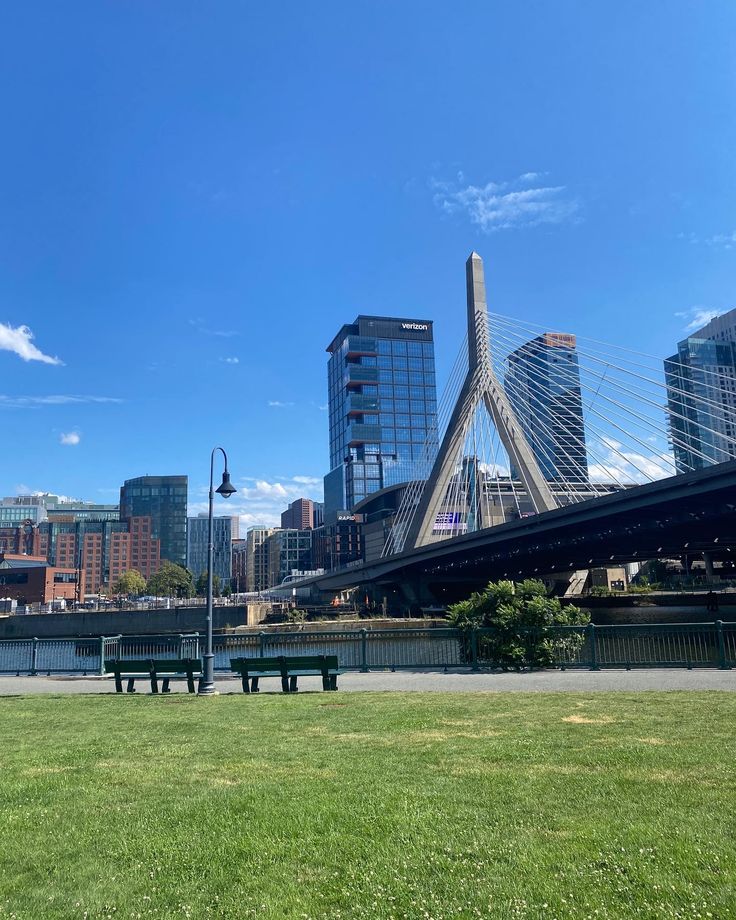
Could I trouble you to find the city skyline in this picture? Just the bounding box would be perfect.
[1,3,735,528]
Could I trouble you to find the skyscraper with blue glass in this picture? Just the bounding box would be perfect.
[324,316,438,519]
[664,308,736,473]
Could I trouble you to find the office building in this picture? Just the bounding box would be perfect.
[281,498,314,531]
[187,515,239,585]
[0,554,78,606]
[324,315,438,518]
[312,514,363,571]
[119,476,188,567]
[505,333,588,483]
[665,309,736,473]
[266,529,313,587]
[245,527,277,592]
[312,501,324,528]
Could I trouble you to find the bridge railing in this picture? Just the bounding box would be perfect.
[0,623,733,675]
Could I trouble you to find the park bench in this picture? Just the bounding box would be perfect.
[105,658,202,694]
[230,655,341,693]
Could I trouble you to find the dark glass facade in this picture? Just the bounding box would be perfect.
[665,319,736,472]
[325,315,438,517]
[506,333,588,483]
[119,475,188,567]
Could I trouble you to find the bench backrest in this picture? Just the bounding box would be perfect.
[105,658,201,673]
[231,655,338,673]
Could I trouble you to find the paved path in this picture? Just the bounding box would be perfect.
[0,668,734,695]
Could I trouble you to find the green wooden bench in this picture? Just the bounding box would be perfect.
[230,655,341,693]
[105,658,202,694]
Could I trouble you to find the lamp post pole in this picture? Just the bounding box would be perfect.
[198,446,237,696]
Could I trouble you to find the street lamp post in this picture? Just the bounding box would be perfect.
[198,447,237,696]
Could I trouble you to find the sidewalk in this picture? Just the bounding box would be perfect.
[0,668,734,695]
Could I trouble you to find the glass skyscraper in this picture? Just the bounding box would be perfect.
[664,308,736,473]
[119,475,188,567]
[505,333,588,483]
[324,315,438,518]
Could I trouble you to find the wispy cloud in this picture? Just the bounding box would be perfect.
[588,438,675,484]
[189,318,238,338]
[678,230,736,250]
[0,394,123,410]
[0,322,62,365]
[188,474,324,531]
[430,171,580,233]
[267,400,294,408]
[675,306,727,333]
[220,356,239,365]
[59,431,80,446]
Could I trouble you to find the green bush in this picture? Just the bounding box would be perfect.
[447,579,590,670]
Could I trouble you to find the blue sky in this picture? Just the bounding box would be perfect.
[1,1,735,527]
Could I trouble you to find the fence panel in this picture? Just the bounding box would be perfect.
[262,631,365,669]
[593,624,719,668]
[0,639,34,674]
[365,628,464,670]
[35,639,100,674]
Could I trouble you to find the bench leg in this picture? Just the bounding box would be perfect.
[289,675,298,693]
[281,675,290,693]
[250,677,259,693]
[187,671,195,694]
[150,675,158,694]
[330,675,338,691]
[241,674,250,693]
[127,677,136,693]
[114,673,123,693]
[322,674,329,691]
[162,677,171,694]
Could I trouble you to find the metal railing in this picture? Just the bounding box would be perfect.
[0,623,733,676]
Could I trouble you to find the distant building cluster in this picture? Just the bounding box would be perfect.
[4,305,736,602]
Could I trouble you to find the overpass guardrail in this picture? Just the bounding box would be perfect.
[0,622,734,676]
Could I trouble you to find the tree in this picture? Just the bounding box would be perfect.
[112,569,146,597]
[195,572,221,597]
[447,578,590,670]
[146,561,194,599]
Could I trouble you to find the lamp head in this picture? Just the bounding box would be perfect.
[216,470,237,499]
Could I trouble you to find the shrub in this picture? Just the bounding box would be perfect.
[447,579,590,670]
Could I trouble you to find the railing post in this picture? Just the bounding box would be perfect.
[177,634,184,658]
[470,628,479,671]
[360,628,369,672]
[99,636,106,675]
[30,637,38,676]
[588,623,599,671]
[259,631,267,657]
[716,620,729,670]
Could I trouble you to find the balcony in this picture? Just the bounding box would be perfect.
[348,394,380,416]
[346,336,377,358]
[346,365,379,388]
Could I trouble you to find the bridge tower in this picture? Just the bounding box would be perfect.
[402,252,556,550]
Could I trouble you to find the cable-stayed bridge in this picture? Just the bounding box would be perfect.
[289,253,736,603]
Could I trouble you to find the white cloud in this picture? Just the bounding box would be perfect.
[0,322,62,365]
[0,394,123,410]
[705,230,736,249]
[189,473,324,531]
[675,306,727,333]
[59,431,81,446]
[220,357,239,364]
[431,172,580,233]
[267,400,294,408]
[189,318,238,338]
[588,440,675,485]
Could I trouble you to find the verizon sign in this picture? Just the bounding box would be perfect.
[401,322,429,331]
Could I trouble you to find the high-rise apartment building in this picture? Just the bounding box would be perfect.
[665,308,736,473]
[187,515,239,584]
[280,498,314,531]
[245,527,277,592]
[505,333,588,483]
[324,315,438,518]
[119,476,188,567]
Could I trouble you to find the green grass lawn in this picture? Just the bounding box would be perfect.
[0,692,734,920]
